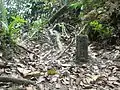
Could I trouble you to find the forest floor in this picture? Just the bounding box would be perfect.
[0,30,120,90]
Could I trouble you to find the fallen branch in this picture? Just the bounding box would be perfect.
[17,44,38,57]
[0,62,10,68]
[56,38,74,60]
[17,44,35,54]
[0,76,40,90]
[78,23,88,35]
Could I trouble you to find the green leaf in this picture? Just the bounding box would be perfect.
[69,2,82,9]
[47,68,58,75]
[11,16,27,23]
[1,21,9,32]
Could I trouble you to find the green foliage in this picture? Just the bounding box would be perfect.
[90,20,102,31]
[1,15,27,43]
[69,0,116,42]
[1,0,117,44]
[89,20,113,39]
[1,0,60,42]
[0,0,8,26]
[69,2,82,9]
[47,68,58,75]
[29,18,48,39]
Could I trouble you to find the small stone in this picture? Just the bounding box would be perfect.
[62,71,70,77]
[51,76,58,82]
[115,46,120,50]
[55,83,61,89]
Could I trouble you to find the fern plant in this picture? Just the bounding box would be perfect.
[1,15,27,43]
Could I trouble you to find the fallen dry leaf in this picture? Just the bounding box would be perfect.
[24,71,43,78]
[29,53,34,61]
[26,86,36,90]
[17,67,31,76]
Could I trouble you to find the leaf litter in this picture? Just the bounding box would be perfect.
[0,28,120,90]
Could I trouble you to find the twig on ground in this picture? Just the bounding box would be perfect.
[17,44,38,57]
[56,38,74,60]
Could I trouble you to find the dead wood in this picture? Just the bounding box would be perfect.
[56,38,74,60]
[17,44,38,57]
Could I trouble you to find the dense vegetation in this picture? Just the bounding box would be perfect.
[1,0,119,45]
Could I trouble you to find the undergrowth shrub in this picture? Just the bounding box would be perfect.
[87,20,113,41]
